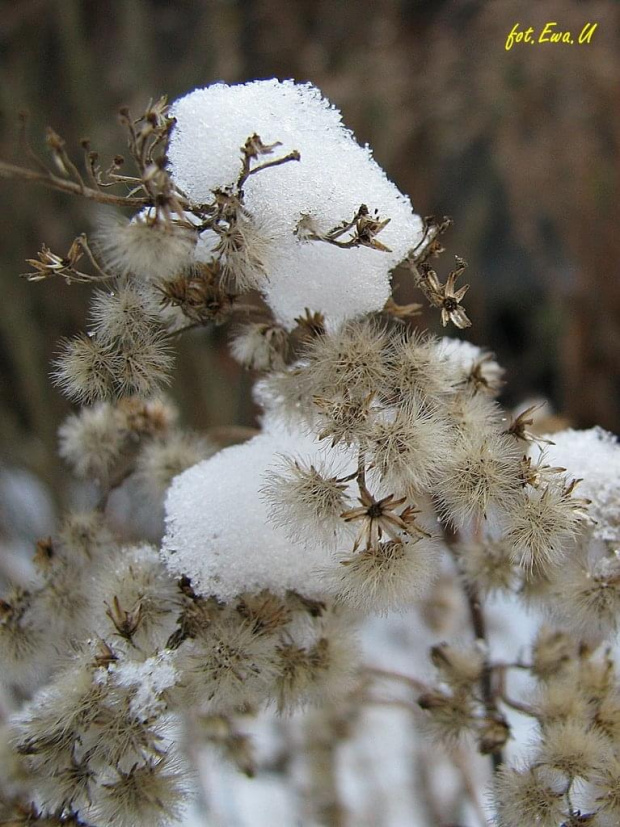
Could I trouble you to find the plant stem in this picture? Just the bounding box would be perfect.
[464,584,504,772]
[0,160,149,208]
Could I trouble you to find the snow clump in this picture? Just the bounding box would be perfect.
[168,79,424,329]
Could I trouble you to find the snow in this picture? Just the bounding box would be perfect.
[161,421,355,602]
[168,80,424,329]
[437,337,484,370]
[112,652,178,718]
[540,427,620,543]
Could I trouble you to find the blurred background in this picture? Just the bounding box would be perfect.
[0,0,619,509]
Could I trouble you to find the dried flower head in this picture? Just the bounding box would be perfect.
[536,718,610,780]
[493,765,568,827]
[230,322,289,371]
[135,432,215,499]
[262,455,353,548]
[329,538,437,613]
[504,481,588,574]
[53,333,115,403]
[58,403,127,482]
[299,318,390,400]
[97,212,197,280]
[175,615,278,713]
[90,757,190,827]
[435,431,522,527]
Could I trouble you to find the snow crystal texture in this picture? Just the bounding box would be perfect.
[542,427,620,543]
[162,423,353,601]
[168,79,424,329]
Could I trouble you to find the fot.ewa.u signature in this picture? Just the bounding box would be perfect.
[505,21,598,50]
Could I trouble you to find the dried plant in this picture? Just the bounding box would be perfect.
[0,79,619,827]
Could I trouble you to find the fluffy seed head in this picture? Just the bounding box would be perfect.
[11,659,106,769]
[591,691,620,742]
[531,627,579,681]
[58,403,127,482]
[175,615,278,713]
[448,391,506,434]
[201,213,274,293]
[272,643,315,713]
[230,322,288,370]
[430,642,484,691]
[299,318,390,400]
[57,510,115,560]
[117,395,178,436]
[493,765,567,827]
[435,431,522,527]
[548,552,620,637]
[574,651,615,705]
[541,427,620,544]
[97,212,197,280]
[302,614,360,704]
[458,539,516,596]
[34,753,96,813]
[90,757,189,827]
[53,333,114,403]
[0,589,45,686]
[592,759,620,819]
[89,282,164,345]
[368,406,451,496]
[314,393,376,447]
[536,719,610,779]
[385,330,456,408]
[135,432,215,499]
[437,337,504,395]
[111,334,174,398]
[100,544,180,651]
[261,456,352,548]
[253,367,317,426]
[418,687,477,745]
[505,483,587,574]
[328,538,437,613]
[534,678,590,726]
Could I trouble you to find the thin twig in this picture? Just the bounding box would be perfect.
[363,697,422,715]
[247,151,300,180]
[0,159,151,208]
[499,693,537,717]
[445,526,505,773]
[77,235,114,280]
[365,666,430,694]
[464,585,505,772]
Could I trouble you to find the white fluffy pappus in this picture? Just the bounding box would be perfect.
[260,453,356,550]
[327,537,439,614]
[58,402,127,482]
[96,212,197,281]
[435,430,522,528]
[503,483,586,574]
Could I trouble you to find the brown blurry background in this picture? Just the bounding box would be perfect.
[1,0,619,502]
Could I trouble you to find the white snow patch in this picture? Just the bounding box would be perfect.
[168,80,424,329]
[541,427,620,542]
[162,421,355,601]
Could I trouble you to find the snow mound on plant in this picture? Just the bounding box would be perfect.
[168,79,423,329]
[161,420,355,601]
[542,427,620,543]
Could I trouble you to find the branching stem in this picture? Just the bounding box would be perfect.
[0,159,151,208]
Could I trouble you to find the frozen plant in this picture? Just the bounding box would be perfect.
[0,79,619,827]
